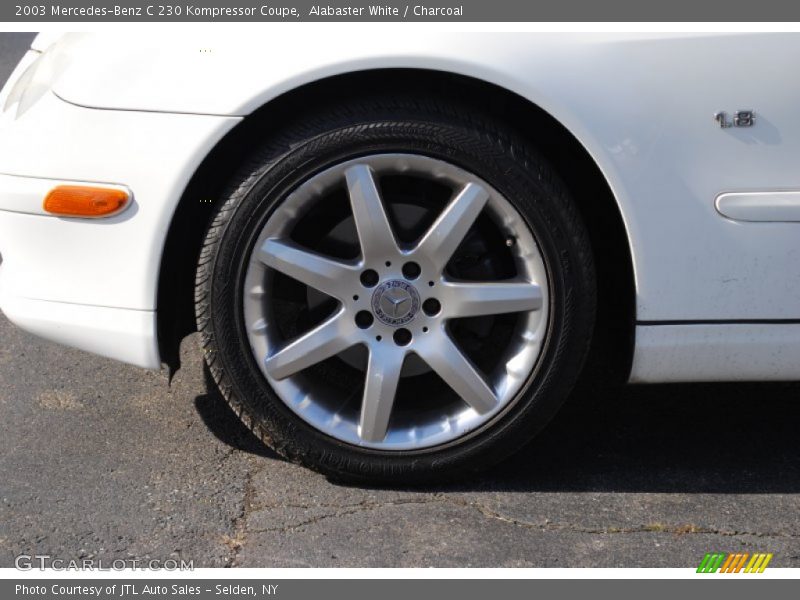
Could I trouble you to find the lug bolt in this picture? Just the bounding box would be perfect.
[422,298,441,316]
[360,269,379,287]
[355,311,374,329]
[393,328,412,346]
[402,261,421,280]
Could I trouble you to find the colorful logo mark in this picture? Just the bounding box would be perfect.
[697,553,773,573]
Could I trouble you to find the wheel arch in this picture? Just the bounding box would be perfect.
[157,68,636,384]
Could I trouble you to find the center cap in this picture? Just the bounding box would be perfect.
[371,279,420,326]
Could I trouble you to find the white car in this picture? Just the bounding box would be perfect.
[1,32,798,483]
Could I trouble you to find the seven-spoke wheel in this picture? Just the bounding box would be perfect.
[196,98,595,482]
[244,154,548,449]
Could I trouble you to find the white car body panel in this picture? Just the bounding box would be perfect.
[0,91,239,310]
[0,32,799,379]
[631,324,800,383]
[0,293,160,368]
[0,89,238,366]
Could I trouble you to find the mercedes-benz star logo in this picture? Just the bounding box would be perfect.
[371,280,420,326]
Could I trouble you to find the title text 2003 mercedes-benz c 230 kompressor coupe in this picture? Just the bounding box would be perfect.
[1,33,799,483]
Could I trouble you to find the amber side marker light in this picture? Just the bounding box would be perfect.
[43,185,129,217]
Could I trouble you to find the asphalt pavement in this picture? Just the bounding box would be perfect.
[1,32,800,568]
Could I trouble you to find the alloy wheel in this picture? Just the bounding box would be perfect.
[243,153,550,450]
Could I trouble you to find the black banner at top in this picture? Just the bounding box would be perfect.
[3,0,799,22]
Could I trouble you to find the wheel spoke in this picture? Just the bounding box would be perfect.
[358,346,405,442]
[264,311,355,380]
[258,238,357,300]
[416,334,498,414]
[414,182,489,270]
[445,280,543,318]
[345,164,399,261]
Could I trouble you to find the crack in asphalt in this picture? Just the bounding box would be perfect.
[232,493,800,540]
[222,460,262,567]
[469,503,800,539]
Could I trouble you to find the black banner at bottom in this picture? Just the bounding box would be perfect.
[2,579,797,600]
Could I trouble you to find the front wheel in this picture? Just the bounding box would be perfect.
[195,97,595,484]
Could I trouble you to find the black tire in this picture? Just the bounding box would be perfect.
[195,96,596,484]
